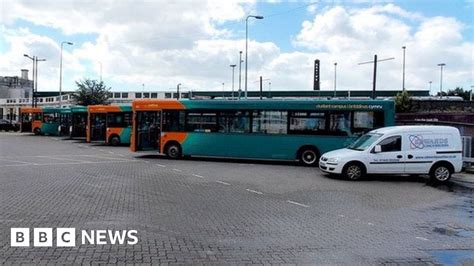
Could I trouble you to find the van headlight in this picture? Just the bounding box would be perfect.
[327,158,339,164]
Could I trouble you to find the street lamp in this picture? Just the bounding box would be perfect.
[437,63,446,97]
[59,41,74,107]
[245,15,264,99]
[177,83,181,99]
[230,64,236,99]
[402,46,406,91]
[333,62,337,97]
[24,54,35,107]
[238,51,243,99]
[429,81,432,92]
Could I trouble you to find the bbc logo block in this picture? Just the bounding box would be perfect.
[11,228,76,247]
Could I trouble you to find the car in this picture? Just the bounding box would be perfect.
[0,119,19,132]
[319,125,463,183]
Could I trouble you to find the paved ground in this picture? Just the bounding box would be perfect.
[0,132,473,265]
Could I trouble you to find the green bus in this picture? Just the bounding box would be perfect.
[70,106,88,138]
[20,107,67,136]
[131,99,395,165]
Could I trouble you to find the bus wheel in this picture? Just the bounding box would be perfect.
[165,142,182,159]
[342,162,365,181]
[298,147,319,166]
[34,128,41,135]
[430,163,452,183]
[109,135,121,146]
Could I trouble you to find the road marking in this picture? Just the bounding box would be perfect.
[287,200,309,208]
[156,164,166,167]
[215,180,230,186]
[0,160,139,168]
[246,188,263,195]
[0,158,33,165]
[192,174,204,178]
[36,156,93,163]
[144,161,150,164]
[415,237,429,241]
[108,151,115,154]
[338,215,345,218]
[172,168,182,172]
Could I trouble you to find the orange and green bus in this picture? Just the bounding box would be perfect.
[19,107,41,133]
[87,105,132,145]
[20,107,70,136]
[130,99,395,166]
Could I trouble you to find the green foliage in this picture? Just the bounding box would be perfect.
[72,79,110,106]
[394,90,412,113]
[436,87,472,101]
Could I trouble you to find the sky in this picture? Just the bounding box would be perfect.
[0,0,473,96]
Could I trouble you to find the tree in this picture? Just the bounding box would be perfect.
[72,79,110,106]
[437,87,472,101]
[394,90,412,113]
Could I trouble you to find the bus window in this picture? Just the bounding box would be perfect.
[33,113,43,121]
[289,112,326,135]
[107,112,132,128]
[252,111,287,134]
[352,111,385,134]
[43,113,58,124]
[328,112,351,136]
[218,111,250,133]
[163,111,185,131]
[186,112,218,132]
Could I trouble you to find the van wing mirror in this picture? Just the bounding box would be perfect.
[374,145,382,153]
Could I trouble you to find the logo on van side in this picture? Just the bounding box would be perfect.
[409,135,449,149]
[409,135,424,149]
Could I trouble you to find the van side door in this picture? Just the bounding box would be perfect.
[368,135,405,174]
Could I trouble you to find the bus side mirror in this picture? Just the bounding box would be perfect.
[374,145,382,153]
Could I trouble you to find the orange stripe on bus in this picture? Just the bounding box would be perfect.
[133,100,185,110]
[88,105,122,113]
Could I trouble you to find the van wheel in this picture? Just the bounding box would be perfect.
[34,128,41,135]
[430,163,452,183]
[342,162,365,181]
[109,135,121,146]
[165,143,182,159]
[298,147,319,166]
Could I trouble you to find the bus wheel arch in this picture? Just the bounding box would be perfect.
[429,161,454,183]
[342,161,366,181]
[33,127,41,135]
[297,145,320,166]
[164,141,182,159]
[108,134,121,146]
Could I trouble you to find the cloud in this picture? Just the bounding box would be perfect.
[1,1,472,95]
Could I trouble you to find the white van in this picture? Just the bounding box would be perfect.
[319,126,463,183]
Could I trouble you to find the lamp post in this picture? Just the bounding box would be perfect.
[99,61,103,83]
[429,81,432,92]
[402,46,406,91]
[177,83,181,99]
[437,63,446,98]
[333,62,337,97]
[238,51,243,99]
[230,64,236,99]
[24,54,35,107]
[245,15,264,99]
[59,41,74,107]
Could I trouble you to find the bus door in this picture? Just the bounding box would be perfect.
[20,112,32,132]
[71,113,87,138]
[136,111,161,151]
[59,113,71,136]
[90,113,107,141]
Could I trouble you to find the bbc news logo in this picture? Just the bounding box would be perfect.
[11,228,138,247]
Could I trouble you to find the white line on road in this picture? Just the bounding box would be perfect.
[108,151,115,154]
[156,164,166,167]
[415,237,429,241]
[0,160,139,168]
[246,188,263,195]
[0,158,33,165]
[172,168,182,172]
[287,200,309,208]
[215,180,230,186]
[192,174,204,178]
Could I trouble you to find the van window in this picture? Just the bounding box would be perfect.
[377,135,401,152]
